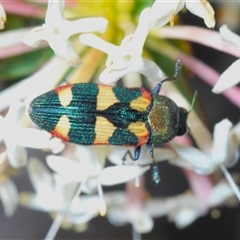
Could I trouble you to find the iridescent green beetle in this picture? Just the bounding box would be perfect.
[29,60,189,184]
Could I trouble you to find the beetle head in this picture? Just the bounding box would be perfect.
[177,107,188,136]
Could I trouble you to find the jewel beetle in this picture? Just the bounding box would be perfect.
[29,60,189,184]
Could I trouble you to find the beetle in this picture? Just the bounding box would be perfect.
[29,60,189,184]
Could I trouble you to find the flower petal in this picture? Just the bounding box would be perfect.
[212,59,240,93]
[209,182,234,206]
[16,128,64,153]
[130,58,163,81]
[62,17,108,38]
[23,26,47,48]
[45,0,64,28]
[80,147,103,177]
[99,65,130,83]
[145,197,176,217]
[27,158,54,196]
[0,57,69,112]
[219,25,240,48]
[212,119,233,164]
[149,1,184,29]
[19,192,61,212]
[228,121,240,162]
[0,115,4,141]
[171,143,214,174]
[0,2,6,29]
[132,212,154,233]
[186,1,215,28]
[107,146,132,165]
[68,195,100,224]
[5,101,26,128]
[100,165,150,186]
[48,37,82,66]
[122,72,142,88]
[93,146,108,169]
[80,33,116,55]
[173,207,199,229]
[5,143,27,168]
[46,155,89,181]
[129,8,150,56]
[0,175,18,217]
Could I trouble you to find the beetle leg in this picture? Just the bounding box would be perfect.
[147,143,161,184]
[133,146,141,160]
[146,143,154,160]
[122,146,141,163]
[152,59,182,96]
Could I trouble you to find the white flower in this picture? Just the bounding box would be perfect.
[105,188,154,233]
[212,25,240,93]
[161,82,240,174]
[108,145,176,166]
[105,180,234,231]
[17,128,64,154]
[46,146,150,192]
[145,181,235,229]
[0,101,28,168]
[23,0,108,66]
[21,158,83,217]
[0,101,64,168]
[0,2,6,30]
[170,119,240,174]
[0,174,18,217]
[46,145,150,218]
[80,8,163,83]
[0,56,70,112]
[20,158,100,226]
[149,0,215,29]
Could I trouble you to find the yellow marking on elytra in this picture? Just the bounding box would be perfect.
[96,85,119,111]
[54,115,71,140]
[130,96,151,112]
[58,86,73,107]
[128,122,149,137]
[94,116,117,144]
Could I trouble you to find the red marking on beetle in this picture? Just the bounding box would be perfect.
[141,88,152,101]
[51,129,70,142]
[54,84,74,94]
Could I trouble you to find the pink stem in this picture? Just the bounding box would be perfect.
[2,0,78,18]
[0,42,47,59]
[172,135,192,146]
[173,133,214,198]
[159,26,240,58]
[184,168,213,199]
[126,176,144,211]
[2,1,45,18]
[179,52,240,108]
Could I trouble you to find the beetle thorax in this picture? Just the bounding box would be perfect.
[148,95,179,144]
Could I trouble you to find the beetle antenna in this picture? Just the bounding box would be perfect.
[188,91,198,114]
[160,59,182,84]
[152,163,161,184]
[152,59,182,96]
[146,143,161,184]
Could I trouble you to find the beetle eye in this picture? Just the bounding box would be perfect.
[177,107,188,136]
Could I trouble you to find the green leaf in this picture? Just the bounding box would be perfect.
[0,48,54,83]
[4,14,44,31]
[133,0,154,15]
